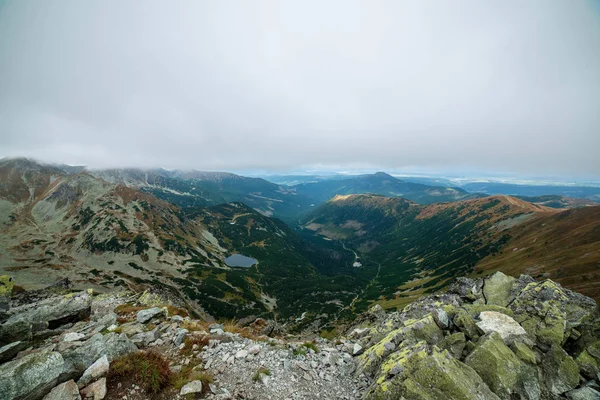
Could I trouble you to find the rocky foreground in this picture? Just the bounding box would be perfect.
[0,272,599,400]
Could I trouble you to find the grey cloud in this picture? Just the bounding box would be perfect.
[1,0,599,177]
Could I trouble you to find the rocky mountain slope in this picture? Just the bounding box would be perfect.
[89,167,313,222]
[0,158,367,327]
[1,271,599,399]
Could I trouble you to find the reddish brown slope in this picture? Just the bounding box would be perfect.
[475,205,600,302]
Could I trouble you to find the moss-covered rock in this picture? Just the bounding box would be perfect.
[350,273,599,400]
[0,275,14,298]
[587,340,600,361]
[511,341,537,365]
[482,272,515,307]
[453,309,481,340]
[464,332,523,398]
[542,345,580,395]
[402,315,444,345]
[439,332,467,359]
[369,347,500,400]
[510,280,569,348]
[446,277,484,302]
[575,349,599,379]
[0,349,64,400]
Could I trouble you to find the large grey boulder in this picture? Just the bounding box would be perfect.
[565,387,600,400]
[59,332,137,381]
[5,291,92,329]
[43,380,81,400]
[0,350,64,400]
[136,307,164,324]
[0,340,28,363]
[131,328,160,347]
[0,320,32,346]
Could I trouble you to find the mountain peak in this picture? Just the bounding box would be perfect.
[372,171,394,178]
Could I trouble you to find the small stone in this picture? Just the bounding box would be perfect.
[42,380,81,400]
[169,365,182,374]
[383,341,395,353]
[352,343,363,356]
[235,349,248,359]
[80,377,107,400]
[248,344,261,355]
[180,380,203,395]
[174,328,188,346]
[63,332,85,342]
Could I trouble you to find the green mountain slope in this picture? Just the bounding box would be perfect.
[301,194,560,312]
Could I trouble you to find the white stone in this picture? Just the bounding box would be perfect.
[352,343,363,355]
[63,332,85,342]
[235,349,248,359]
[43,380,81,400]
[476,311,527,340]
[77,355,109,388]
[248,344,261,355]
[180,380,203,395]
[80,377,107,400]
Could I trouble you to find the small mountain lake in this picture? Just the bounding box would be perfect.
[224,254,258,268]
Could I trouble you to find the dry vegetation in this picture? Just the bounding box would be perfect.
[109,351,172,393]
[475,205,600,303]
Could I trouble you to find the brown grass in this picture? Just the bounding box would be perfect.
[222,320,266,341]
[167,305,189,317]
[114,303,146,315]
[109,351,172,393]
[181,334,210,356]
[172,367,213,396]
[181,320,210,332]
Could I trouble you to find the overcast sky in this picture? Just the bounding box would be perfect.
[1,1,599,177]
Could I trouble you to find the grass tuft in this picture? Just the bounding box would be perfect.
[181,334,210,356]
[252,367,271,382]
[109,351,172,393]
